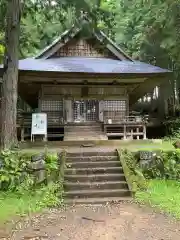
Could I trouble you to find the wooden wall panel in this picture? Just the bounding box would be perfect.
[42,85,81,96]
[52,38,117,59]
[42,85,127,99]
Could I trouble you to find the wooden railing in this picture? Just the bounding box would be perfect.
[104,115,147,140]
[104,115,148,124]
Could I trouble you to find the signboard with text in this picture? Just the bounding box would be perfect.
[31,113,47,136]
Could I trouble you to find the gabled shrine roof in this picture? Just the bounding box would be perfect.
[0,15,172,77]
[16,57,171,75]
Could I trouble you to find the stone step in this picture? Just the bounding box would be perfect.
[64,124,107,141]
[66,160,121,168]
[66,151,117,157]
[66,156,118,162]
[65,126,102,129]
[64,137,108,141]
[65,189,131,198]
[65,196,132,205]
[65,167,123,175]
[65,129,102,132]
[64,181,128,191]
[64,173,126,182]
[65,134,103,137]
[65,128,102,130]
[64,134,104,137]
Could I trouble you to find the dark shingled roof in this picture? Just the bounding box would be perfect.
[16,57,171,74]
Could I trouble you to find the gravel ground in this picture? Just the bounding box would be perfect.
[1,203,180,240]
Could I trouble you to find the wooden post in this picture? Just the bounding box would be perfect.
[21,127,24,142]
[123,124,126,140]
[143,124,147,140]
[104,125,107,134]
[137,127,139,140]
[131,129,133,139]
[43,134,47,142]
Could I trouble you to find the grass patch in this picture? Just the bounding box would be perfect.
[121,141,174,151]
[20,140,174,153]
[0,183,63,223]
[136,180,180,218]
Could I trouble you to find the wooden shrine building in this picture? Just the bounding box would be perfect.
[0,18,172,141]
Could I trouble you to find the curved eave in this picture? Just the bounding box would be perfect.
[0,57,172,80]
[18,69,172,78]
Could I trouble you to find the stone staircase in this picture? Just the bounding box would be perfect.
[64,124,108,141]
[64,150,131,204]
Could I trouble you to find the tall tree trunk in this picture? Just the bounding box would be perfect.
[1,0,21,149]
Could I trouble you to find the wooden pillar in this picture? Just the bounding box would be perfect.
[99,100,104,122]
[143,124,147,140]
[137,127,139,140]
[43,134,47,142]
[123,124,126,140]
[21,127,24,142]
[131,129,133,139]
[65,100,73,123]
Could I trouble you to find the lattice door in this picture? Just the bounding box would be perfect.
[85,100,98,121]
[73,100,99,122]
[73,100,86,122]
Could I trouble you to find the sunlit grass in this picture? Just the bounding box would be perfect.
[0,192,42,222]
[0,183,62,223]
[136,180,180,218]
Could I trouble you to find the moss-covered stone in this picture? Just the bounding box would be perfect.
[117,149,148,194]
[173,140,180,149]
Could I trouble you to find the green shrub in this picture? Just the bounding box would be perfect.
[0,150,66,222]
[0,150,32,191]
[0,150,66,192]
[44,152,59,182]
[163,118,180,140]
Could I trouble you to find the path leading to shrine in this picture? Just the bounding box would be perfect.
[1,203,180,240]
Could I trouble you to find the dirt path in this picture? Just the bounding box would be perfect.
[1,203,180,240]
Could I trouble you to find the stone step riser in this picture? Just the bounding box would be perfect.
[66,152,117,157]
[64,138,108,141]
[66,161,121,168]
[65,129,102,132]
[65,197,131,205]
[66,156,118,162]
[65,190,131,198]
[65,167,123,175]
[65,130,102,134]
[64,182,128,191]
[65,126,102,129]
[64,174,126,182]
[65,135,104,137]
[65,128,102,130]
[65,134,103,136]
[65,131,103,134]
